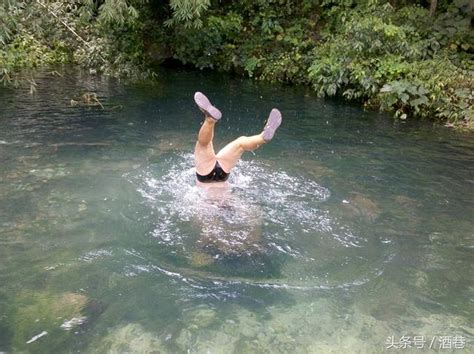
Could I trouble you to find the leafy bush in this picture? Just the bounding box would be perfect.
[307,1,472,126]
[1,0,472,128]
[171,12,243,70]
[0,0,208,84]
[164,0,472,127]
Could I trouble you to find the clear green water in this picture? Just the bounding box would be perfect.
[0,68,472,353]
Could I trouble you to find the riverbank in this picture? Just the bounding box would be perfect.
[1,1,472,129]
[167,1,473,130]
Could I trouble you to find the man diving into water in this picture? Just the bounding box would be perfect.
[193,92,282,185]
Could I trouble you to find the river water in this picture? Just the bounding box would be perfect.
[0,68,472,353]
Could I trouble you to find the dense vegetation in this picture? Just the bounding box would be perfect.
[1,0,472,128]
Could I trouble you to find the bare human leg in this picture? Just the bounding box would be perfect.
[195,116,217,175]
[216,108,282,173]
[215,133,266,172]
[194,92,222,176]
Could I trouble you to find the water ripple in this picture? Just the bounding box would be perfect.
[124,152,392,289]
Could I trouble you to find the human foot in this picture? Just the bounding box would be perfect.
[194,92,222,121]
[262,108,282,142]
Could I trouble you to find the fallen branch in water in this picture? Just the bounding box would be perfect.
[70,92,104,109]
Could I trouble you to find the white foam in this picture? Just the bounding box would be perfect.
[60,317,87,331]
[126,153,367,251]
[124,153,381,288]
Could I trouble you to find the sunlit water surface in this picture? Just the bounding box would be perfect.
[0,69,473,353]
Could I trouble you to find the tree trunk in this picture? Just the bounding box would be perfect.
[429,0,437,17]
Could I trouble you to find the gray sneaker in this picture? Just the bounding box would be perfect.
[263,108,282,142]
[194,92,222,121]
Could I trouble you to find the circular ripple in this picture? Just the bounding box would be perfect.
[125,153,392,289]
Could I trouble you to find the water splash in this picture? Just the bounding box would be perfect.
[125,152,390,289]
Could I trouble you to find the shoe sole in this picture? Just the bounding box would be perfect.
[194,92,222,121]
[263,108,282,141]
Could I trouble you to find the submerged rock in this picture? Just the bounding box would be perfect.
[172,299,392,353]
[90,323,166,353]
[12,291,88,351]
[194,205,264,258]
[342,192,381,222]
[298,159,335,179]
[190,251,215,267]
[29,167,69,179]
[394,195,421,209]
[197,224,264,257]
[183,305,218,328]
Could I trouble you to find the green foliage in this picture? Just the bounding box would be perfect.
[309,4,435,96]
[1,0,472,128]
[171,12,243,70]
[376,57,473,122]
[165,0,211,29]
[0,1,17,46]
[307,0,472,125]
[378,80,429,120]
[168,1,319,83]
[167,0,473,126]
[0,1,72,86]
[163,0,474,126]
[97,0,143,25]
[0,0,158,84]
